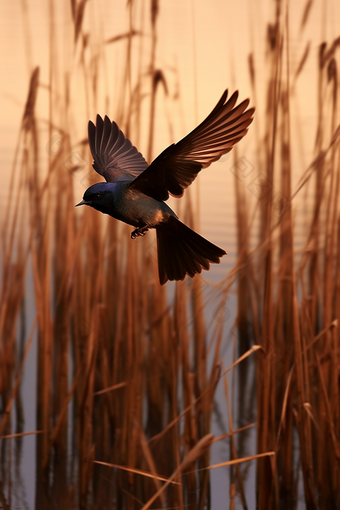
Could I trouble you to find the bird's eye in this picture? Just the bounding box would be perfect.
[92,193,101,200]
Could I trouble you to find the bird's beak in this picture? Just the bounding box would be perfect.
[75,199,86,207]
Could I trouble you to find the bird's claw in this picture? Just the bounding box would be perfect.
[131,227,149,239]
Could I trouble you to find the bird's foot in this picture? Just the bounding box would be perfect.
[131,226,149,239]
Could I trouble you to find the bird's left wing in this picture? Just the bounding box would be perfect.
[129,89,255,201]
[88,115,148,182]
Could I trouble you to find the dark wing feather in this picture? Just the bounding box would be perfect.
[129,89,255,200]
[88,115,148,183]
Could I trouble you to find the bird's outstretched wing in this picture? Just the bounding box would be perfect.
[129,89,255,201]
[88,115,148,182]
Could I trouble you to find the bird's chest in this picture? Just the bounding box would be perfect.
[117,189,163,227]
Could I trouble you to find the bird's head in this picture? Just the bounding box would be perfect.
[76,182,117,214]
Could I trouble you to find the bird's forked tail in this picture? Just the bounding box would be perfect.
[156,216,226,285]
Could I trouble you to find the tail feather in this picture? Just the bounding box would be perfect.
[156,216,226,285]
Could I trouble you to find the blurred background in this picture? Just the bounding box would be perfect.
[0,0,340,509]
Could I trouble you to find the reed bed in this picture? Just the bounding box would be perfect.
[225,2,340,508]
[0,0,340,509]
[0,2,231,509]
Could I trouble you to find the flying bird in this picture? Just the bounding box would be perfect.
[76,89,254,284]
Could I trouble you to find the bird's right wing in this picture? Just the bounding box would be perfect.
[88,115,148,183]
[129,90,255,201]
